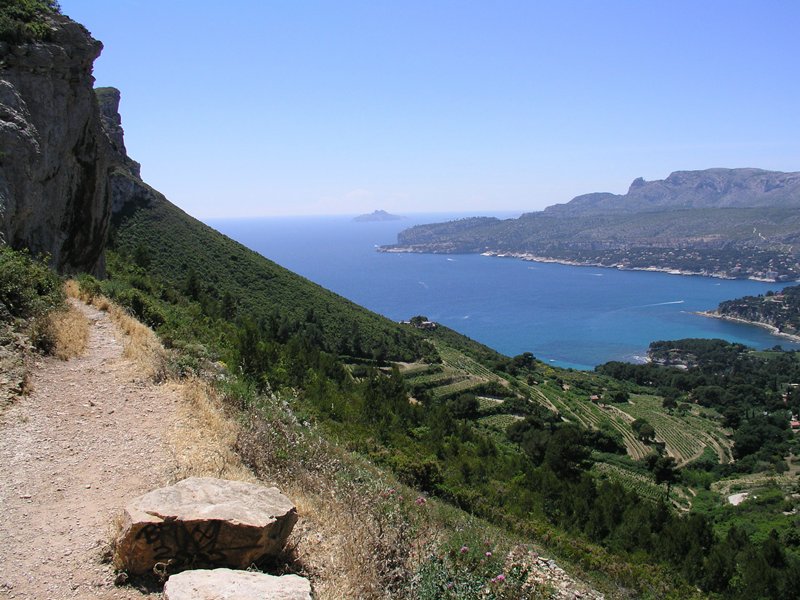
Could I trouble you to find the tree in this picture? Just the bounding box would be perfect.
[646,455,679,497]
[607,389,630,403]
[448,393,479,420]
[544,425,590,479]
[632,418,656,442]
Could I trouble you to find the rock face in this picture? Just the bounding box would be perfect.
[0,14,112,275]
[93,85,167,220]
[164,569,313,600]
[115,477,298,575]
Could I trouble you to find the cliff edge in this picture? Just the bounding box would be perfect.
[0,11,111,275]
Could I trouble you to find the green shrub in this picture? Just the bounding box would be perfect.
[0,0,61,43]
[76,273,102,300]
[115,289,165,329]
[0,246,63,321]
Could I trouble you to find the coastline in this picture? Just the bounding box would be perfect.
[696,310,800,343]
[379,246,784,283]
[479,250,742,280]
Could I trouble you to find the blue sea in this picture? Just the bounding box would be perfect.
[207,213,799,370]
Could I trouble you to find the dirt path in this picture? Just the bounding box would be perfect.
[0,301,179,599]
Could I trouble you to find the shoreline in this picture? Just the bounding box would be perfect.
[696,311,800,343]
[480,250,741,280]
[379,246,788,283]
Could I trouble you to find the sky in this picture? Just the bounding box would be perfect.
[59,1,800,218]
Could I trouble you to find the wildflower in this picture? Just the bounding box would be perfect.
[415,496,427,506]
[446,582,454,590]
[460,545,469,554]
[496,574,506,583]
[485,551,492,558]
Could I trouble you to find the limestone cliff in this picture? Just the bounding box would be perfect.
[0,13,110,275]
[93,86,164,219]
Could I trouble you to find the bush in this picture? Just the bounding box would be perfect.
[0,0,61,43]
[0,246,63,321]
[114,289,166,329]
[76,273,102,301]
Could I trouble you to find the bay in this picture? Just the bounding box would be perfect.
[207,213,798,370]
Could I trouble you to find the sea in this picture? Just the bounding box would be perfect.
[206,212,799,371]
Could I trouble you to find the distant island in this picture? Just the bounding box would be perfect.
[353,209,405,222]
[379,168,800,281]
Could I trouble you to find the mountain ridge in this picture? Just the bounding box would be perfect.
[543,168,800,216]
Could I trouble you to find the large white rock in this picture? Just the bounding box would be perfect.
[116,477,298,575]
[163,569,312,600]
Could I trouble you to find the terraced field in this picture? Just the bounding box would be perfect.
[616,395,732,466]
[398,344,731,472]
[514,380,652,459]
[478,413,524,431]
[593,462,692,510]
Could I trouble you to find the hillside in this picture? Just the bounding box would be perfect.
[380,169,800,281]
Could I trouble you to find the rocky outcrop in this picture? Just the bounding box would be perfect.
[0,14,112,275]
[545,168,800,216]
[164,569,313,600]
[92,85,167,220]
[115,477,298,575]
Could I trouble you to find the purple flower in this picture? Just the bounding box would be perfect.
[460,545,469,554]
[496,573,506,582]
[415,496,427,506]
[485,551,492,558]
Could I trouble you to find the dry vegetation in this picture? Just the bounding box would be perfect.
[33,301,90,360]
[167,379,255,483]
[67,280,168,381]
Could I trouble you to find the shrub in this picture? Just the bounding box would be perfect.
[0,246,63,321]
[114,288,166,329]
[0,0,61,43]
[76,273,102,301]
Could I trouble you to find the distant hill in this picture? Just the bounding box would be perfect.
[380,168,800,281]
[353,209,404,222]
[545,168,800,216]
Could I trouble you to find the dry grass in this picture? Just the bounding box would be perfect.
[103,301,167,382]
[234,397,436,600]
[66,279,166,378]
[44,303,90,360]
[63,279,82,300]
[167,379,255,483]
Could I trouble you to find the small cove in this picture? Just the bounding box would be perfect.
[207,213,799,369]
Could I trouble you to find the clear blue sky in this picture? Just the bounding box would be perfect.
[60,1,800,218]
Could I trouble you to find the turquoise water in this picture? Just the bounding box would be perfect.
[207,213,798,370]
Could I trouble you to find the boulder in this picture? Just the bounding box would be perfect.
[115,477,298,575]
[164,569,312,600]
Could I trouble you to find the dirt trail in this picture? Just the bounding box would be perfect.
[0,301,179,599]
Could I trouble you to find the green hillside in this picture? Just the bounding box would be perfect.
[109,194,435,363]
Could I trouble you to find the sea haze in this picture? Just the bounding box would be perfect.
[207,213,798,370]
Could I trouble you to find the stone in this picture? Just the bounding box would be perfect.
[115,477,298,575]
[164,569,312,600]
